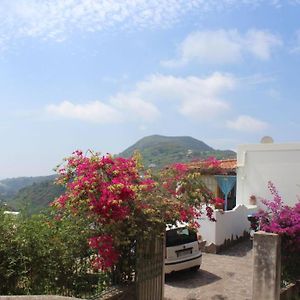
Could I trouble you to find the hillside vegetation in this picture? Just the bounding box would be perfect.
[120,135,236,168]
[0,175,63,215]
[0,175,56,201]
[9,180,65,215]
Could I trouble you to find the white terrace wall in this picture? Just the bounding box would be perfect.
[197,205,257,249]
[236,143,300,208]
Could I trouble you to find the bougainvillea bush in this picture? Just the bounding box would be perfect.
[257,182,300,284]
[52,151,218,283]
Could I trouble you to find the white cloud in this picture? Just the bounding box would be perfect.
[162,30,243,66]
[125,72,236,120]
[110,94,160,122]
[46,100,122,123]
[245,29,282,60]
[0,1,296,48]
[46,72,236,123]
[162,29,282,67]
[226,115,269,132]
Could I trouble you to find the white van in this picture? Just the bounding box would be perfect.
[165,224,202,274]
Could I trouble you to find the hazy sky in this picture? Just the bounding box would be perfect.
[0,0,300,178]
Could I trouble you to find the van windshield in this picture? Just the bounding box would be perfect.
[166,227,197,247]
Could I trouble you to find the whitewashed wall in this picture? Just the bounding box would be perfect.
[197,204,257,246]
[236,143,300,208]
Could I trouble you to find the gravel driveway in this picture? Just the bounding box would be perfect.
[164,240,253,300]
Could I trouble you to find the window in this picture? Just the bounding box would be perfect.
[166,228,197,247]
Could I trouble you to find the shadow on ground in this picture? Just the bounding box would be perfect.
[165,269,222,288]
[218,239,253,257]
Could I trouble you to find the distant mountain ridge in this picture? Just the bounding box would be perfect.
[0,175,62,215]
[121,135,214,155]
[0,175,57,201]
[2,135,236,214]
[119,135,236,168]
[8,180,65,215]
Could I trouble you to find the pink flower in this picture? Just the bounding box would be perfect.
[88,235,119,270]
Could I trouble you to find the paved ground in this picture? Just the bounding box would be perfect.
[164,240,253,300]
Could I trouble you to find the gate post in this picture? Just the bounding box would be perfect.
[135,234,165,300]
[252,231,281,300]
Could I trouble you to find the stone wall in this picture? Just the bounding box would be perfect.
[0,289,132,300]
[252,231,281,300]
[0,297,82,300]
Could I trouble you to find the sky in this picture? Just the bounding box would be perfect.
[0,0,300,178]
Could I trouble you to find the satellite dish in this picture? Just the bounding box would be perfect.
[260,136,274,144]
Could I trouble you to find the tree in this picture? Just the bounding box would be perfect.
[52,150,219,283]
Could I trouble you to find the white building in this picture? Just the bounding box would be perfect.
[198,141,300,252]
[237,142,300,208]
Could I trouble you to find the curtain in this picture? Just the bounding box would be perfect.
[215,175,236,210]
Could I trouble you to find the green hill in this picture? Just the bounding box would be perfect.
[0,175,57,201]
[6,180,65,215]
[119,135,236,168]
[0,175,63,215]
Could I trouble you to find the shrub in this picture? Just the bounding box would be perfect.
[0,209,100,296]
[257,182,300,284]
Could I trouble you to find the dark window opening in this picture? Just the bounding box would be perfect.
[166,228,197,247]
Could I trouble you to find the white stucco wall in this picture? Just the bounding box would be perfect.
[197,204,257,246]
[236,143,300,208]
[197,212,217,243]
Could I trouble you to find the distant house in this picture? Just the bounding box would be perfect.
[187,159,237,210]
[197,141,300,253]
[4,211,20,216]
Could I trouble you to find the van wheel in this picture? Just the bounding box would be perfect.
[191,265,200,272]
